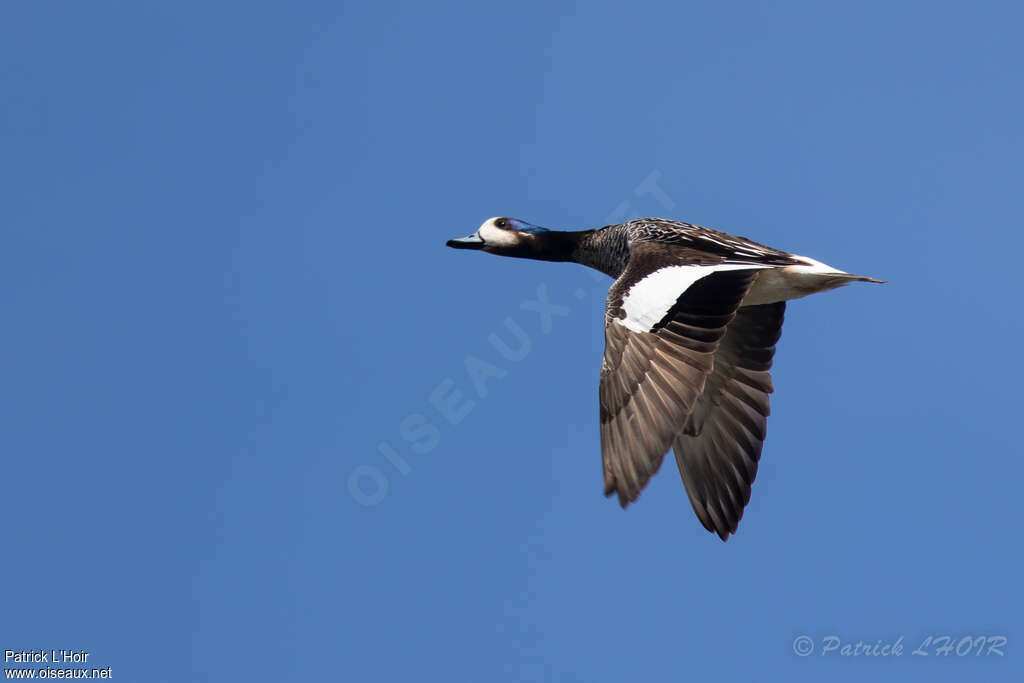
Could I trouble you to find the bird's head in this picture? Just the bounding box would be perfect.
[446,217,557,259]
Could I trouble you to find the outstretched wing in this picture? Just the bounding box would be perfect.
[672,302,786,540]
[599,242,764,506]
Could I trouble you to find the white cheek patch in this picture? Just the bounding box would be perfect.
[478,218,519,247]
[617,264,766,333]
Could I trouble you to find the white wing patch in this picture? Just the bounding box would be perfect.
[617,264,766,333]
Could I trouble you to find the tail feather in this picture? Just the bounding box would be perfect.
[844,274,886,284]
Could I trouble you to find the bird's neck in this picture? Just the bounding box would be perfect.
[501,227,629,279]
[495,230,584,264]
[519,230,584,262]
[570,226,630,279]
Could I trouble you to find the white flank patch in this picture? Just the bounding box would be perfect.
[792,254,846,273]
[477,217,519,247]
[741,255,853,306]
[617,264,766,333]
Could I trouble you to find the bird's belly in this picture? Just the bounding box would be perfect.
[741,263,850,306]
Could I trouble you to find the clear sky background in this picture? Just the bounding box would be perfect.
[2,2,1022,681]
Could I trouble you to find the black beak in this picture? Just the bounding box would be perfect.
[446,233,485,250]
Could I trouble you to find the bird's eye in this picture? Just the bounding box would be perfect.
[495,219,508,228]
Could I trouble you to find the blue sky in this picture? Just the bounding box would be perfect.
[2,1,1022,681]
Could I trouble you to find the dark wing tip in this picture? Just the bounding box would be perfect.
[689,496,737,541]
[603,480,638,509]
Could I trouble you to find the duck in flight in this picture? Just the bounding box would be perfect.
[447,217,882,540]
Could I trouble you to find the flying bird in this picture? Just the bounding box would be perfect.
[447,217,882,539]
